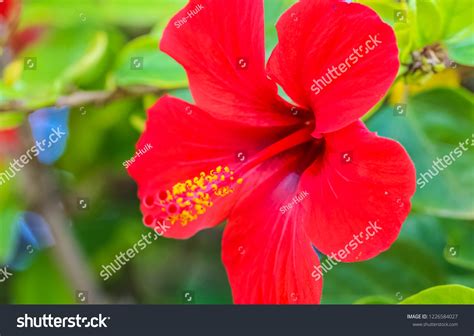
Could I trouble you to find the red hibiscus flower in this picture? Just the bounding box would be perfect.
[128,0,416,304]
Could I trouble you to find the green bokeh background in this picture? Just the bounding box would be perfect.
[0,0,473,304]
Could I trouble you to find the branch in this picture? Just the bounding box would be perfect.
[0,86,167,113]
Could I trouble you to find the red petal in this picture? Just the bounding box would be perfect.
[299,121,416,262]
[267,0,399,134]
[128,96,291,239]
[222,148,322,304]
[161,0,297,127]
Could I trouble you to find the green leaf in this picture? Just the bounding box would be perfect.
[445,30,474,66]
[22,0,186,28]
[0,209,20,265]
[437,0,474,66]
[62,31,110,87]
[11,252,75,304]
[354,296,396,304]
[441,219,474,271]
[130,114,145,133]
[409,0,474,66]
[169,88,194,104]
[367,88,474,219]
[357,0,406,26]
[400,284,474,304]
[264,0,296,55]
[0,181,23,264]
[0,112,25,131]
[12,27,115,108]
[414,0,443,46]
[112,35,187,89]
[437,0,474,41]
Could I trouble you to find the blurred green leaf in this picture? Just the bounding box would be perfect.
[264,0,296,54]
[414,0,443,46]
[130,114,145,133]
[62,31,110,87]
[400,284,474,304]
[0,112,25,131]
[11,252,74,304]
[353,295,396,304]
[436,0,474,66]
[411,0,474,65]
[10,27,116,108]
[22,0,186,28]
[368,88,474,219]
[0,210,20,265]
[112,35,187,89]
[62,99,140,173]
[169,88,193,104]
[445,30,474,66]
[442,220,474,270]
[0,181,22,264]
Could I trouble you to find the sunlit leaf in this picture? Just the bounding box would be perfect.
[400,284,474,304]
[112,35,187,89]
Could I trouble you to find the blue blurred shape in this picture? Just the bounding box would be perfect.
[6,212,55,271]
[28,106,70,165]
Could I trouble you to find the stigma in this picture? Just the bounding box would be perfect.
[142,165,243,227]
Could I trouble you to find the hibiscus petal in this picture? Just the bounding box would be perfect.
[222,148,322,304]
[161,0,297,127]
[267,0,399,134]
[299,121,416,262]
[127,95,293,239]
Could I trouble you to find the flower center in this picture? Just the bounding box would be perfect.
[237,125,314,173]
[142,166,243,227]
[141,125,314,228]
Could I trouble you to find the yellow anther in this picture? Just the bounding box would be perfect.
[154,165,244,227]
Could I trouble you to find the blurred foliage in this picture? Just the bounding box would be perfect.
[0,0,473,304]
